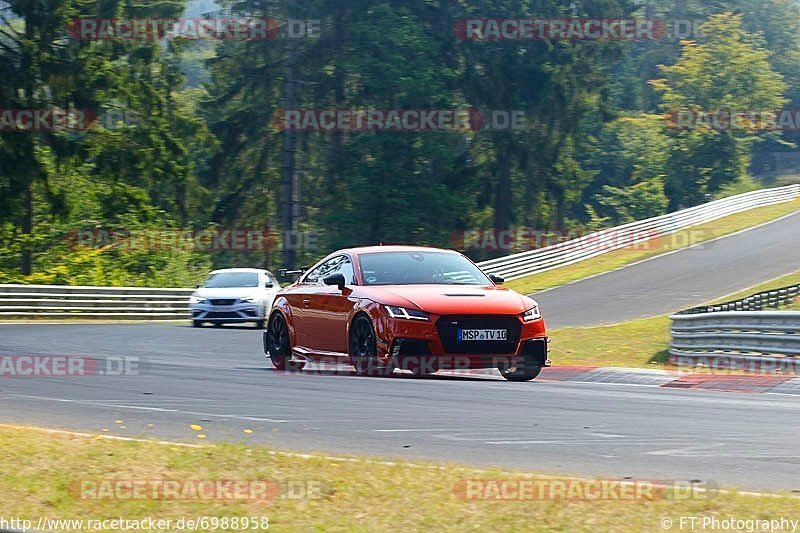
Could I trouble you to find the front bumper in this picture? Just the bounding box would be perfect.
[389,336,550,371]
[191,302,264,322]
[376,313,550,370]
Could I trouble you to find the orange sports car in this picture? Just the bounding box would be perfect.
[263,245,549,381]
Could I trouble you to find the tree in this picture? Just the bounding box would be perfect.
[588,115,671,224]
[0,0,210,281]
[651,13,786,207]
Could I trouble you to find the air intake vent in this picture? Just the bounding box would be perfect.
[436,315,521,354]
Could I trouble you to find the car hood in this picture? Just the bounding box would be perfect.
[362,285,535,315]
[192,287,270,299]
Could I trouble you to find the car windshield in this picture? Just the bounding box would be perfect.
[358,251,491,286]
[202,272,259,288]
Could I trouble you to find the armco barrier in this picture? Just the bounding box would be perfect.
[669,285,800,360]
[0,284,192,320]
[678,284,799,314]
[1,185,798,320]
[477,184,800,280]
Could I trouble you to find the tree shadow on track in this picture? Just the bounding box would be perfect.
[256,366,503,382]
[181,324,262,331]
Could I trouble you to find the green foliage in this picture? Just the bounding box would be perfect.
[652,13,787,207]
[1,2,799,286]
[595,177,669,225]
[587,115,672,223]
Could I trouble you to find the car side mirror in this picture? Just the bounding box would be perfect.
[195,284,201,289]
[264,280,273,288]
[489,274,505,284]
[323,273,346,291]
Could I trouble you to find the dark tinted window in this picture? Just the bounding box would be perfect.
[304,256,346,284]
[203,272,259,288]
[358,251,490,285]
[338,258,355,284]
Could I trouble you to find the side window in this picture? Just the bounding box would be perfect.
[338,258,355,285]
[303,256,345,284]
[264,272,279,287]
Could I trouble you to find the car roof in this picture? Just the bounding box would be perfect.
[208,268,270,274]
[340,245,460,257]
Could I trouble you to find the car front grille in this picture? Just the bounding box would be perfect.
[436,315,521,354]
[205,311,241,319]
[209,299,237,306]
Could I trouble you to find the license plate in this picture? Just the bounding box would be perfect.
[458,329,507,341]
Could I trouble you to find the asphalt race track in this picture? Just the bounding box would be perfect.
[534,210,800,328]
[1,212,799,492]
[2,323,800,492]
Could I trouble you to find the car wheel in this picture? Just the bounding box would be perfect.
[213,322,222,328]
[267,313,305,371]
[498,362,541,382]
[349,314,393,377]
[192,320,203,328]
[255,319,265,329]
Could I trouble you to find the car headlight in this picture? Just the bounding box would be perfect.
[189,296,207,304]
[385,305,430,321]
[240,296,258,303]
[522,306,542,322]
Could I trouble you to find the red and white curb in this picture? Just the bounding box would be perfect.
[534,366,800,394]
[273,361,800,394]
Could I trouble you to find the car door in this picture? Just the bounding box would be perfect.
[291,257,343,350]
[303,255,358,355]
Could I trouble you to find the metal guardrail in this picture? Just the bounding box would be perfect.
[677,284,800,314]
[2,185,798,320]
[0,284,192,320]
[477,184,800,280]
[670,285,800,358]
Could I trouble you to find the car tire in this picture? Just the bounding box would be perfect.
[213,322,222,328]
[192,320,203,328]
[498,362,541,382]
[267,313,305,371]
[349,314,393,377]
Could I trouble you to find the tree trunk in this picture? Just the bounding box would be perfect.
[20,10,34,276]
[493,145,513,234]
[281,3,298,269]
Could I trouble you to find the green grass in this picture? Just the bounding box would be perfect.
[1,424,797,532]
[771,173,800,186]
[506,199,800,295]
[550,270,800,369]
[551,316,671,368]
